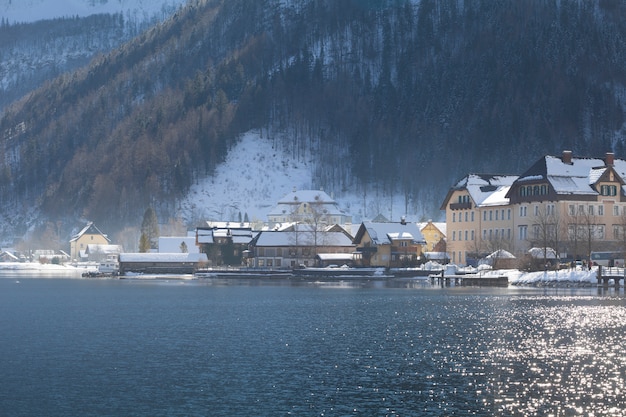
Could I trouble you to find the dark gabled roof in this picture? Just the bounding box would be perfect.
[70,222,110,243]
[353,221,426,246]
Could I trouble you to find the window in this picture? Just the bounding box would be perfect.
[614,205,620,216]
[600,185,618,196]
[453,213,456,223]
[614,225,621,239]
[532,225,539,239]
[471,212,475,222]
[489,210,493,221]
[599,205,604,216]
[519,225,528,240]
[589,205,594,216]
[569,205,575,216]
[578,205,585,215]
[483,211,487,221]
[465,212,468,222]
[471,230,475,240]
[520,206,527,217]
[547,204,555,215]
[507,209,511,220]
[534,205,539,216]
[495,210,499,221]
[465,231,468,241]
[595,225,605,240]
[452,231,456,241]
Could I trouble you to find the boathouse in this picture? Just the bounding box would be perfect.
[118,252,208,274]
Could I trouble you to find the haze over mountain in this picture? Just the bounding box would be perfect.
[1,0,625,249]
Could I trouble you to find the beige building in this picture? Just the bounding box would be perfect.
[69,222,111,261]
[442,151,626,266]
[440,174,518,266]
[267,189,352,229]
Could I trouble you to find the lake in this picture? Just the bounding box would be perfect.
[1,277,626,416]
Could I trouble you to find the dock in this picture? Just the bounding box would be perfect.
[429,272,508,287]
[596,266,625,287]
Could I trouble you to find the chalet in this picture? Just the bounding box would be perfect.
[196,223,256,266]
[248,227,355,268]
[118,252,208,275]
[0,250,19,262]
[69,222,111,261]
[352,220,427,268]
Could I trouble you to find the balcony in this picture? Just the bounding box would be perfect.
[450,202,472,210]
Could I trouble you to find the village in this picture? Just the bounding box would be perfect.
[2,149,623,280]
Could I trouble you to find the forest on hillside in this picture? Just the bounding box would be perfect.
[0,0,625,242]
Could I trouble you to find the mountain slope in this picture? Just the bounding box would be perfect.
[1,0,625,244]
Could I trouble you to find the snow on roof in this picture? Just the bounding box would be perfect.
[536,154,626,195]
[268,189,349,217]
[119,253,208,263]
[359,221,426,245]
[458,174,518,207]
[479,185,513,207]
[254,231,354,247]
[486,249,515,259]
[277,189,336,204]
[70,222,110,242]
[316,253,354,261]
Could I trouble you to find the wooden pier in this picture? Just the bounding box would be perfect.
[596,266,625,287]
[429,272,508,287]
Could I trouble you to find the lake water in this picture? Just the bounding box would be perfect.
[1,277,626,416]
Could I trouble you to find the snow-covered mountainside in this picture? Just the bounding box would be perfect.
[177,131,418,227]
[0,0,185,24]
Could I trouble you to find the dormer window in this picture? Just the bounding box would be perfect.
[600,185,617,196]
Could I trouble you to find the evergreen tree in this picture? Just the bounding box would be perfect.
[140,207,159,251]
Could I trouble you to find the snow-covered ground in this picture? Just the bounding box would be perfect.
[0,262,91,278]
[0,0,186,24]
[0,261,604,286]
[177,130,426,226]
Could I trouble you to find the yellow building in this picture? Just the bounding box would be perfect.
[440,174,517,266]
[441,151,626,266]
[418,220,446,252]
[69,222,111,261]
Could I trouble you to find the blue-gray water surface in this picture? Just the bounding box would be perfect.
[1,277,626,416]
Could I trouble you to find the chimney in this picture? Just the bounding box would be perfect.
[400,216,407,225]
[562,150,572,164]
[606,152,615,166]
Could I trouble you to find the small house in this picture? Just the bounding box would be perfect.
[353,219,427,268]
